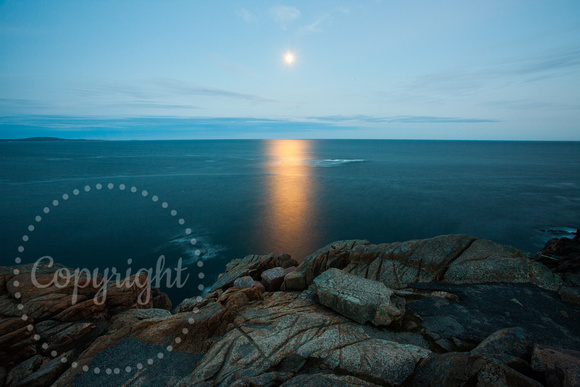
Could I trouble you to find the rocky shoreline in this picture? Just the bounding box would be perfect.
[1,232,579,386]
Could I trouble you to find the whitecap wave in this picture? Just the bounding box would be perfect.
[309,159,365,167]
[534,227,577,249]
[159,232,226,267]
[537,227,577,237]
[268,158,365,168]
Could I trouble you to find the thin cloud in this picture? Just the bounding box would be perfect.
[404,45,580,96]
[483,99,580,111]
[270,6,300,29]
[0,116,339,137]
[236,8,257,23]
[70,78,277,104]
[308,115,498,124]
[301,15,329,34]
[299,6,350,35]
[106,102,200,110]
[151,78,277,103]
[507,46,580,76]
[0,98,47,108]
[70,82,159,100]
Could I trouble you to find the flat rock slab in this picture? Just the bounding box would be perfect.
[71,338,202,386]
[180,291,430,386]
[313,268,405,326]
[407,282,580,350]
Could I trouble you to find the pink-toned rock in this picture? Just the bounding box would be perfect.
[110,308,171,330]
[277,253,299,269]
[0,294,20,317]
[233,276,256,288]
[24,293,85,320]
[52,298,106,322]
[38,322,96,355]
[179,292,430,386]
[419,352,543,387]
[6,267,101,303]
[218,286,263,309]
[531,344,580,387]
[0,317,29,337]
[12,350,73,387]
[281,270,307,291]
[5,354,47,386]
[105,272,153,314]
[253,281,266,293]
[261,267,286,291]
[0,334,37,366]
[0,266,12,295]
[470,327,531,359]
[151,288,172,311]
[284,266,297,274]
[212,253,279,291]
[0,325,34,349]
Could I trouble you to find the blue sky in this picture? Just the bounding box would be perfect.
[1,0,579,140]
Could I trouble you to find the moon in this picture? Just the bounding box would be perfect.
[284,52,295,65]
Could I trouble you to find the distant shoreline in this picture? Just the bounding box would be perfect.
[0,137,100,142]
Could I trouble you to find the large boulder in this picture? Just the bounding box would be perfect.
[277,253,299,269]
[444,239,562,291]
[211,253,280,291]
[5,354,46,386]
[351,234,476,287]
[407,282,580,350]
[534,230,580,305]
[470,327,532,360]
[233,275,256,288]
[534,229,580,284]
[283,235,563,293]
[283,240,369,291]
[531,344,580,387]
[151,287,172,311]
[411,352,542,387]
[313,268,405,326]
[12,350,73,387]
[261,267,286,291]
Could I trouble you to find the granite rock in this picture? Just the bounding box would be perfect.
[313,268,405,326]
[283,235,562,292]
[531,344,580,387]
[470,327,532,360]
[261,267,286,291]
[233,276,256,288]
[444,239,562,291]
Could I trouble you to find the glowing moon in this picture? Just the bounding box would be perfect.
[284,52,295,64]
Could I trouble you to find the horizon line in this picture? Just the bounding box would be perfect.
[1,137,579,143]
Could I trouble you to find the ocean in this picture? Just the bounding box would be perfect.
[1,139,579,303]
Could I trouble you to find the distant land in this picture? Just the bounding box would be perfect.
[0,137,97,142]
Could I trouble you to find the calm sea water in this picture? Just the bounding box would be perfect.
[1,140,579,302]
